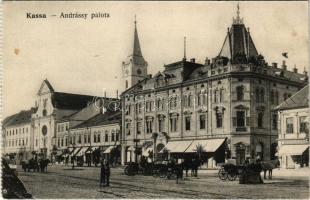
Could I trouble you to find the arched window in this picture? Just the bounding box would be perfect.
[236,86,244,101]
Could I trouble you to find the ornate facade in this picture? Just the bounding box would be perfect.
[120,9,308,166]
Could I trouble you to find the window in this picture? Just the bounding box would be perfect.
[97,134,101,143]
[283,93,288,101]
[125,80,128,89]
[61,138,64,146]
[105,131,109,142]
[270,90,274,104]
[42,109,47,116]
[170,117,178,132]
[275,91,279,105]
[65,138,68,146]
[146,120,153,134]
[158,118,165,132]
[260,88,265,103]
[272,114,278,130]
[65,124,69,131]
[111,132,115,142]
[137,69,142,75]
[286,117,294,133]
[36,139,38,146]
[26,128,28,133]
[237,86,244,101]
[57,138,60,147]
[116,131,119,141]
[126,123,131,135]
[84,135,87,144]
[137,121,142,135]
[237,111,245,127]
[185,116,191,131]
[199,115,206,129]
[214,90,218,103]
[220,88,224,102]
[188,95,192,107]
[23,128,24,133]
[299,116,308,133]
[256,87,260,103]
[78,135,81,144]
[216,112,223,128]
[258,112,264,128]
[94,133,97,143]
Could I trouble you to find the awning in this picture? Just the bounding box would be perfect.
[160,140,193,153]
[142,147,153,157]
[103,146,115,154]
[279,145,309,156]
[72,147,82,156]
[185,139,225,153]
[76,147,90,157]
[68,147,76,155]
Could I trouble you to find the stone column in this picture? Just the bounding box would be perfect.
[121,145,126,165]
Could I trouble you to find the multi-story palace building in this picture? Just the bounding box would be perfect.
[120,8,308,166]
[276,85,309,169]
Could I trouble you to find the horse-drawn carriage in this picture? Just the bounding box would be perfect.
[218,163,245,181]
[21,158,50,173]
[124,162,154,176]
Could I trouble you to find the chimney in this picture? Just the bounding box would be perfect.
[272,62,278,68]
[190,58,195,63]
[205,57,210,65]
[293,65,298,73]
[282,60,287,70]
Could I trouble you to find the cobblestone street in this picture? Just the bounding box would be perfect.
[18,165,309,199]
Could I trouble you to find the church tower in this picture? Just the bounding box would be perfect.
[122,17,148,90]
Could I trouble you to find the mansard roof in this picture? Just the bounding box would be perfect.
[276,85,309,110]
[3,108,36,128]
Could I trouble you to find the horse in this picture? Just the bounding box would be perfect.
[260,159,279,179]
[22,158,40,172]
[39,159,50,173]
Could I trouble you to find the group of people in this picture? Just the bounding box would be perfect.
[99,160,111,187]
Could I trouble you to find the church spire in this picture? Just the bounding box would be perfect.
[233,2,243,24]
[133,15,143,57]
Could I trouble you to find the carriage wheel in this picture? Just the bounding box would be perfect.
[227,172,237,181]
[218,168,227,180]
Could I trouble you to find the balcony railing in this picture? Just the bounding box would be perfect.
[236,127,247,132]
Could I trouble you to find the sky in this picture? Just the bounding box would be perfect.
[2,1,309,118]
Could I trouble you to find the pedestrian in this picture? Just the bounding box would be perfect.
[100,160,106,187]
[105,160,111,187]
[175,164,183,184]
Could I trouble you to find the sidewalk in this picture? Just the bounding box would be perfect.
[272,167,309,177]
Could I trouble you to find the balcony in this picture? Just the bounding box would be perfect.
[236,127,247,132]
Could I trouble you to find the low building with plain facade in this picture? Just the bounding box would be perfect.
[276,85,309,169]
